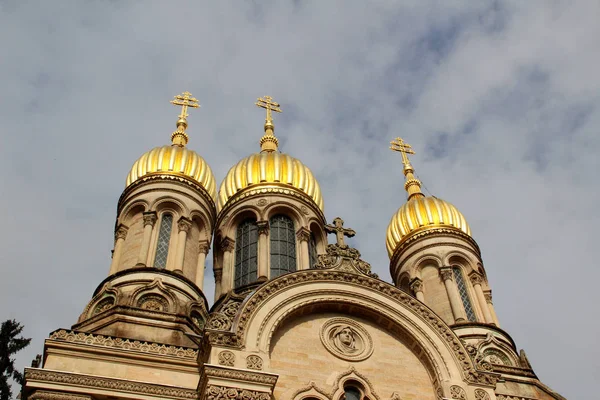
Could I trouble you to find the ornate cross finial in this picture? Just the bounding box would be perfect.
[325,217,356,248]
[169,91,200,147]
[255,95,282,152]
[389,137,415,168]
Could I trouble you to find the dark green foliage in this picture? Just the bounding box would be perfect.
[0,320,31,400]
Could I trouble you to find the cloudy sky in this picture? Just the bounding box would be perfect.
[1,1,598,398]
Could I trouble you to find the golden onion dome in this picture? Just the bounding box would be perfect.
[386,137,471,258]
[218,151,323,211]
[386,195,471,257]
[124,91,217,202]
[217,95,323,212]
[125,145,217,200]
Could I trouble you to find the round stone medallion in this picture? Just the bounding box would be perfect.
[320,318,373,361]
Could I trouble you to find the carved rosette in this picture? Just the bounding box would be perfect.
[137,294,169,312]
[218,350,235,367]
[246,355,263,370]
[320,317,373,361]
[206,313,232,331]
[449,385,466,400]
[474,389,490,400]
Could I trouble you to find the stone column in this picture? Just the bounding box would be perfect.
[257,221,269,278]
[109,224,128,275]
[195,240,210,291]
[470,273,495,324]
[484,291,500,327]
[440,267,467,323]
[296,227,311,270]
[410,278,425,303]
[220,238,236,294]
[214,268,223,302]
[136,212,157,266]
[173,217,192,272]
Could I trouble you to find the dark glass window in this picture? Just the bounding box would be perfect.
[343,387,362,400]
[270,215,296,278]
[234,219,258,288]
[153,213,173,269]
[453,267,477,321]
[308,232,318,268]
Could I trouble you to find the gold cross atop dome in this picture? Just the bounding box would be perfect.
[169,91,200,147]
[255,95,282,152]
[390,137,424,200]
[325,217,356,248]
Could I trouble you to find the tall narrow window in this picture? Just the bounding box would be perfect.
[308,232,318,268]
[453,267,477,321]
[154,213,173,269]
[270,215,297,278]
[234,219,258,288]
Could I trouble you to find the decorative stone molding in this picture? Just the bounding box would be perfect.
[137,294,170,312]
[198,240,210,254]
[200,365,278,387]
[214,268,223,280]
[391,227,481,262]
[256,198,268,207]
[25,369,197,399]
[469,272,483,285]
[496,396,536,400]
[92,297,115,315]
[257,220,269,236]
[246,354,263,370]
[49,329,198,359]
[220,237,235,253]
[330,367,381,400]
[142,211,158,227]
[409,278,423,293]
[177,217,193,233]
[474,389,490,400]
[484,291,493,303]
[320,317,373,361]
[207,313,232,330]
[205,385,270,400]
[449,385,466,399]
[115,224,129,241]
[296,227,311,242]
[217,351,235,366]
[314,243,378,279]
[29,390,91,400]
[231,269,499,387]
[300,206,310,215]
[439,267,454,281]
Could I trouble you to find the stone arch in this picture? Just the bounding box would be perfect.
[308,219,327,254]
[263,200,307,229]
[330,368,381,400]
[218,207,261,242]
[291,382,330,400]
[445,252,478,275]
[130,278,178,314]
[414,254,443,276]
[119,201,148,226]
[151,196,188,217]
[79,284,121,322]
[477,333,519,367]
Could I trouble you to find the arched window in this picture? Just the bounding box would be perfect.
[342,386,366,400]
[234,219,258,288]
[270,215,297,278]
[453,267,477,321]
[308,232,318,268]
[153,213,173,269]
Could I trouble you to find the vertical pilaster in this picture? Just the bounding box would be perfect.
[296,227,311,270]
[257,221,269,278]
[195,240,210,291]
[410,278,425,303]
[109,224,129,275]
[440,267,467,323]
[470,272,495,324]
[136,212,157,266]
[220,238,236,294]
[174,217,193,273]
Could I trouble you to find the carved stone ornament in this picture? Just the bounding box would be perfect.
[469,272,483,286]
[314,244,378,279]
[142,211,158,227]
[218,350,235,366]
[450,385,466,400]
[409,278,423,293]
[296,227,311,242]
[198,240,210,254]
[115,225,128,241]
[256,198,268,207]
[257,220,269,236]
[436,387,444,399]
[300,205,309,215]
[30,390,91,400]
[178,217,193,233]
[92,297,115,316]
[205,385,270,400]
[496,396,536,400]
[440,268,454,281]
[484,291,493,303]
[137,294,169,312]
[320,317,373,361]
[207,313,232,331]
[474,389,490,400]
[246,354,263,370]
[220,237,236,252]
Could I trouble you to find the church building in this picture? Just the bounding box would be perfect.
[22,92,565,400]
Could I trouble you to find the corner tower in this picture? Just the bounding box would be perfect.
[73,92,216,346]
[213,96,327,301]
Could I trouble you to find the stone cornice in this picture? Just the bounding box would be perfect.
[29,390,91,400]
[48,329,198,360]
[24,368,198,399]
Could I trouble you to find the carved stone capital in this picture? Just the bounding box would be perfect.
[484,291,493,303]
[220,237,235,252]
[296,227,311,242]
[115,224,129,241]
[257,220,269,236]
[198,240,210,255]
[142,211,158,227]
[410,278,423,293]
[214,268,223,280]
[177,217,193,233]
[439,267,453,282]
[470,272,484,286]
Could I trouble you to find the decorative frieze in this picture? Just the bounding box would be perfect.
[205,385,270,400]
[29,390,91,400]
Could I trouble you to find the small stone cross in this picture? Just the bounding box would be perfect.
[325,217,356,248]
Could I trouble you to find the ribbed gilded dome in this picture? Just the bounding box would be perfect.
[386,196,471,257]
[218,151,323,211]
[126,145,217,201]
